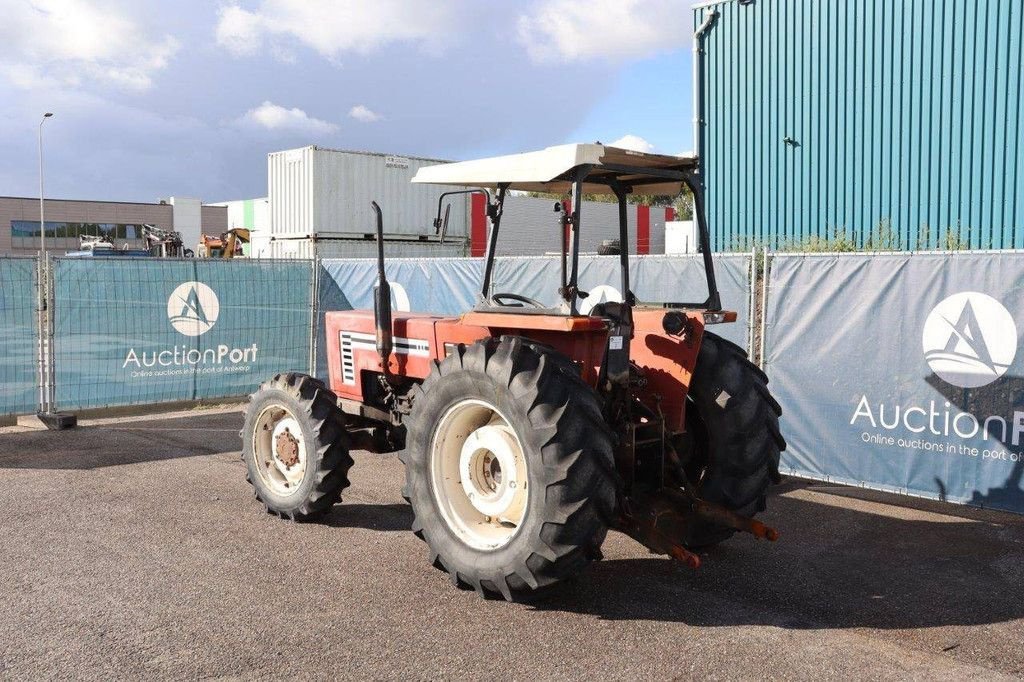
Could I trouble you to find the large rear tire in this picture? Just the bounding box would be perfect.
[242,373,353,521]
[681,331,785,548]
[402,337,617,600]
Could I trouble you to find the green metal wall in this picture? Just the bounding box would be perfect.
[695,0,1024,251]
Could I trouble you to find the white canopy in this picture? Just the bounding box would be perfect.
[411,143,697,196]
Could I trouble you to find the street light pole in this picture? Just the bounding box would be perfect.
[35,112,73,430]
[38,112,52,256]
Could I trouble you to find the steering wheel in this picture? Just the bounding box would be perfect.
[489,292,546,308]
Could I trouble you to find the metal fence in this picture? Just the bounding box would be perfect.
[2,246,1022,516]
[1,253,759,419]
[0,256,40,416]
[49,257,315,411]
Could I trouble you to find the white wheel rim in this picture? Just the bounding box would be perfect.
[429,399,529,551]
[252,404,307,497]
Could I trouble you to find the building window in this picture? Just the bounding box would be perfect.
[11,221,147,248]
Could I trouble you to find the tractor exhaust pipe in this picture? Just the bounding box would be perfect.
[371,201,394,381]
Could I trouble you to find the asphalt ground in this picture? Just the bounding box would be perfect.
[1,407,1022,680]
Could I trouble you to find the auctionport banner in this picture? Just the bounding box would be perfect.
[53,258,312,410]
[316,254,752,376]
[0,257,39,416]
[764,252,1024,514]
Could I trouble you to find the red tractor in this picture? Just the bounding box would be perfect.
[242,144,784,600]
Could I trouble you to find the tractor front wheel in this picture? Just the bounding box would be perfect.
[242,373,354,521]
[402,337,617,600]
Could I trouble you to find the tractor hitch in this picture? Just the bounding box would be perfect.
[618,487,779,569]
[618,494,703,569]
[691,498,779,542]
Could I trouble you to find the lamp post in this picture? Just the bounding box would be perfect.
[36,113,52,416]
[38,112,52,256]
[35,112,73,429]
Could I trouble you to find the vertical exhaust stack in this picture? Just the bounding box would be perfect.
[371,201,394,381]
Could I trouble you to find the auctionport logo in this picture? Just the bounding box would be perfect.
[168,281,219,337]
[922,292,1016,389]
[123,280,257,376]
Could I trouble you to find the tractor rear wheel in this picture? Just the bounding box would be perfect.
[681,331,785,548]
[242,373,353,521]
[402,337,617,600]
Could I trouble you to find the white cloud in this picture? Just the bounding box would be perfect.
[215,5,264,57]
[608,134,656,153]
[0,0,178,90]
[517,0,690,63]
[348,105,381,123]
[216,1,462,60]
[239,101,339,135]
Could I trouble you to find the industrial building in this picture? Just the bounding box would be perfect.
[208,197,270,233]
[695,0,1023,251]
[0,196,227,256]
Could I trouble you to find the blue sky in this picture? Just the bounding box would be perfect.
[0,0,694,203]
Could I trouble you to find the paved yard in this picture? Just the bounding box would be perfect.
[1,408,1022,680]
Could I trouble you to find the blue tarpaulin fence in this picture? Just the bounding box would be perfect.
[13,249,1023,517]
[51,258,314,411]
[0,257,39,416]
[764,251,1024,515]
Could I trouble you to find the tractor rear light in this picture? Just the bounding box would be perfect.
[703,312,727,325]
[703,312,735,325]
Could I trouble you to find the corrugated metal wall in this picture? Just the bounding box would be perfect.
[268,147,315,236]
[496,196,642,256]
[695,0,1024,251]
[252,237,466,260]
[491,197,674,256]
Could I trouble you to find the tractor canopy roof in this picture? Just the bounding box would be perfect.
[411,143,697,196]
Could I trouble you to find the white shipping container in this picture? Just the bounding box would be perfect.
[249,231,273,258]
[251,236,468,260]
[268,146,470,239]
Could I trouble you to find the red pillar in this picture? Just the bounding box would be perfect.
[470,193,487,256]
[636,205,650,255]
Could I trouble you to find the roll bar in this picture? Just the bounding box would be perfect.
[474,166,721,314]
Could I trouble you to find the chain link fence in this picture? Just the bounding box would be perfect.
[0,253,756,417]
[49,257,315,411]
[0,256,40,416]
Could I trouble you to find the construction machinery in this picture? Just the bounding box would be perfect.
[78,234,116,253]
[242,144,785,600]
[197,228,249,258]
[222,227,249,257]
[142,224,192,257]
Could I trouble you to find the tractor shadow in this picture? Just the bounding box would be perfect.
[323,503,413,532]
[534,482,1024,630]
[924,373,1024,513]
